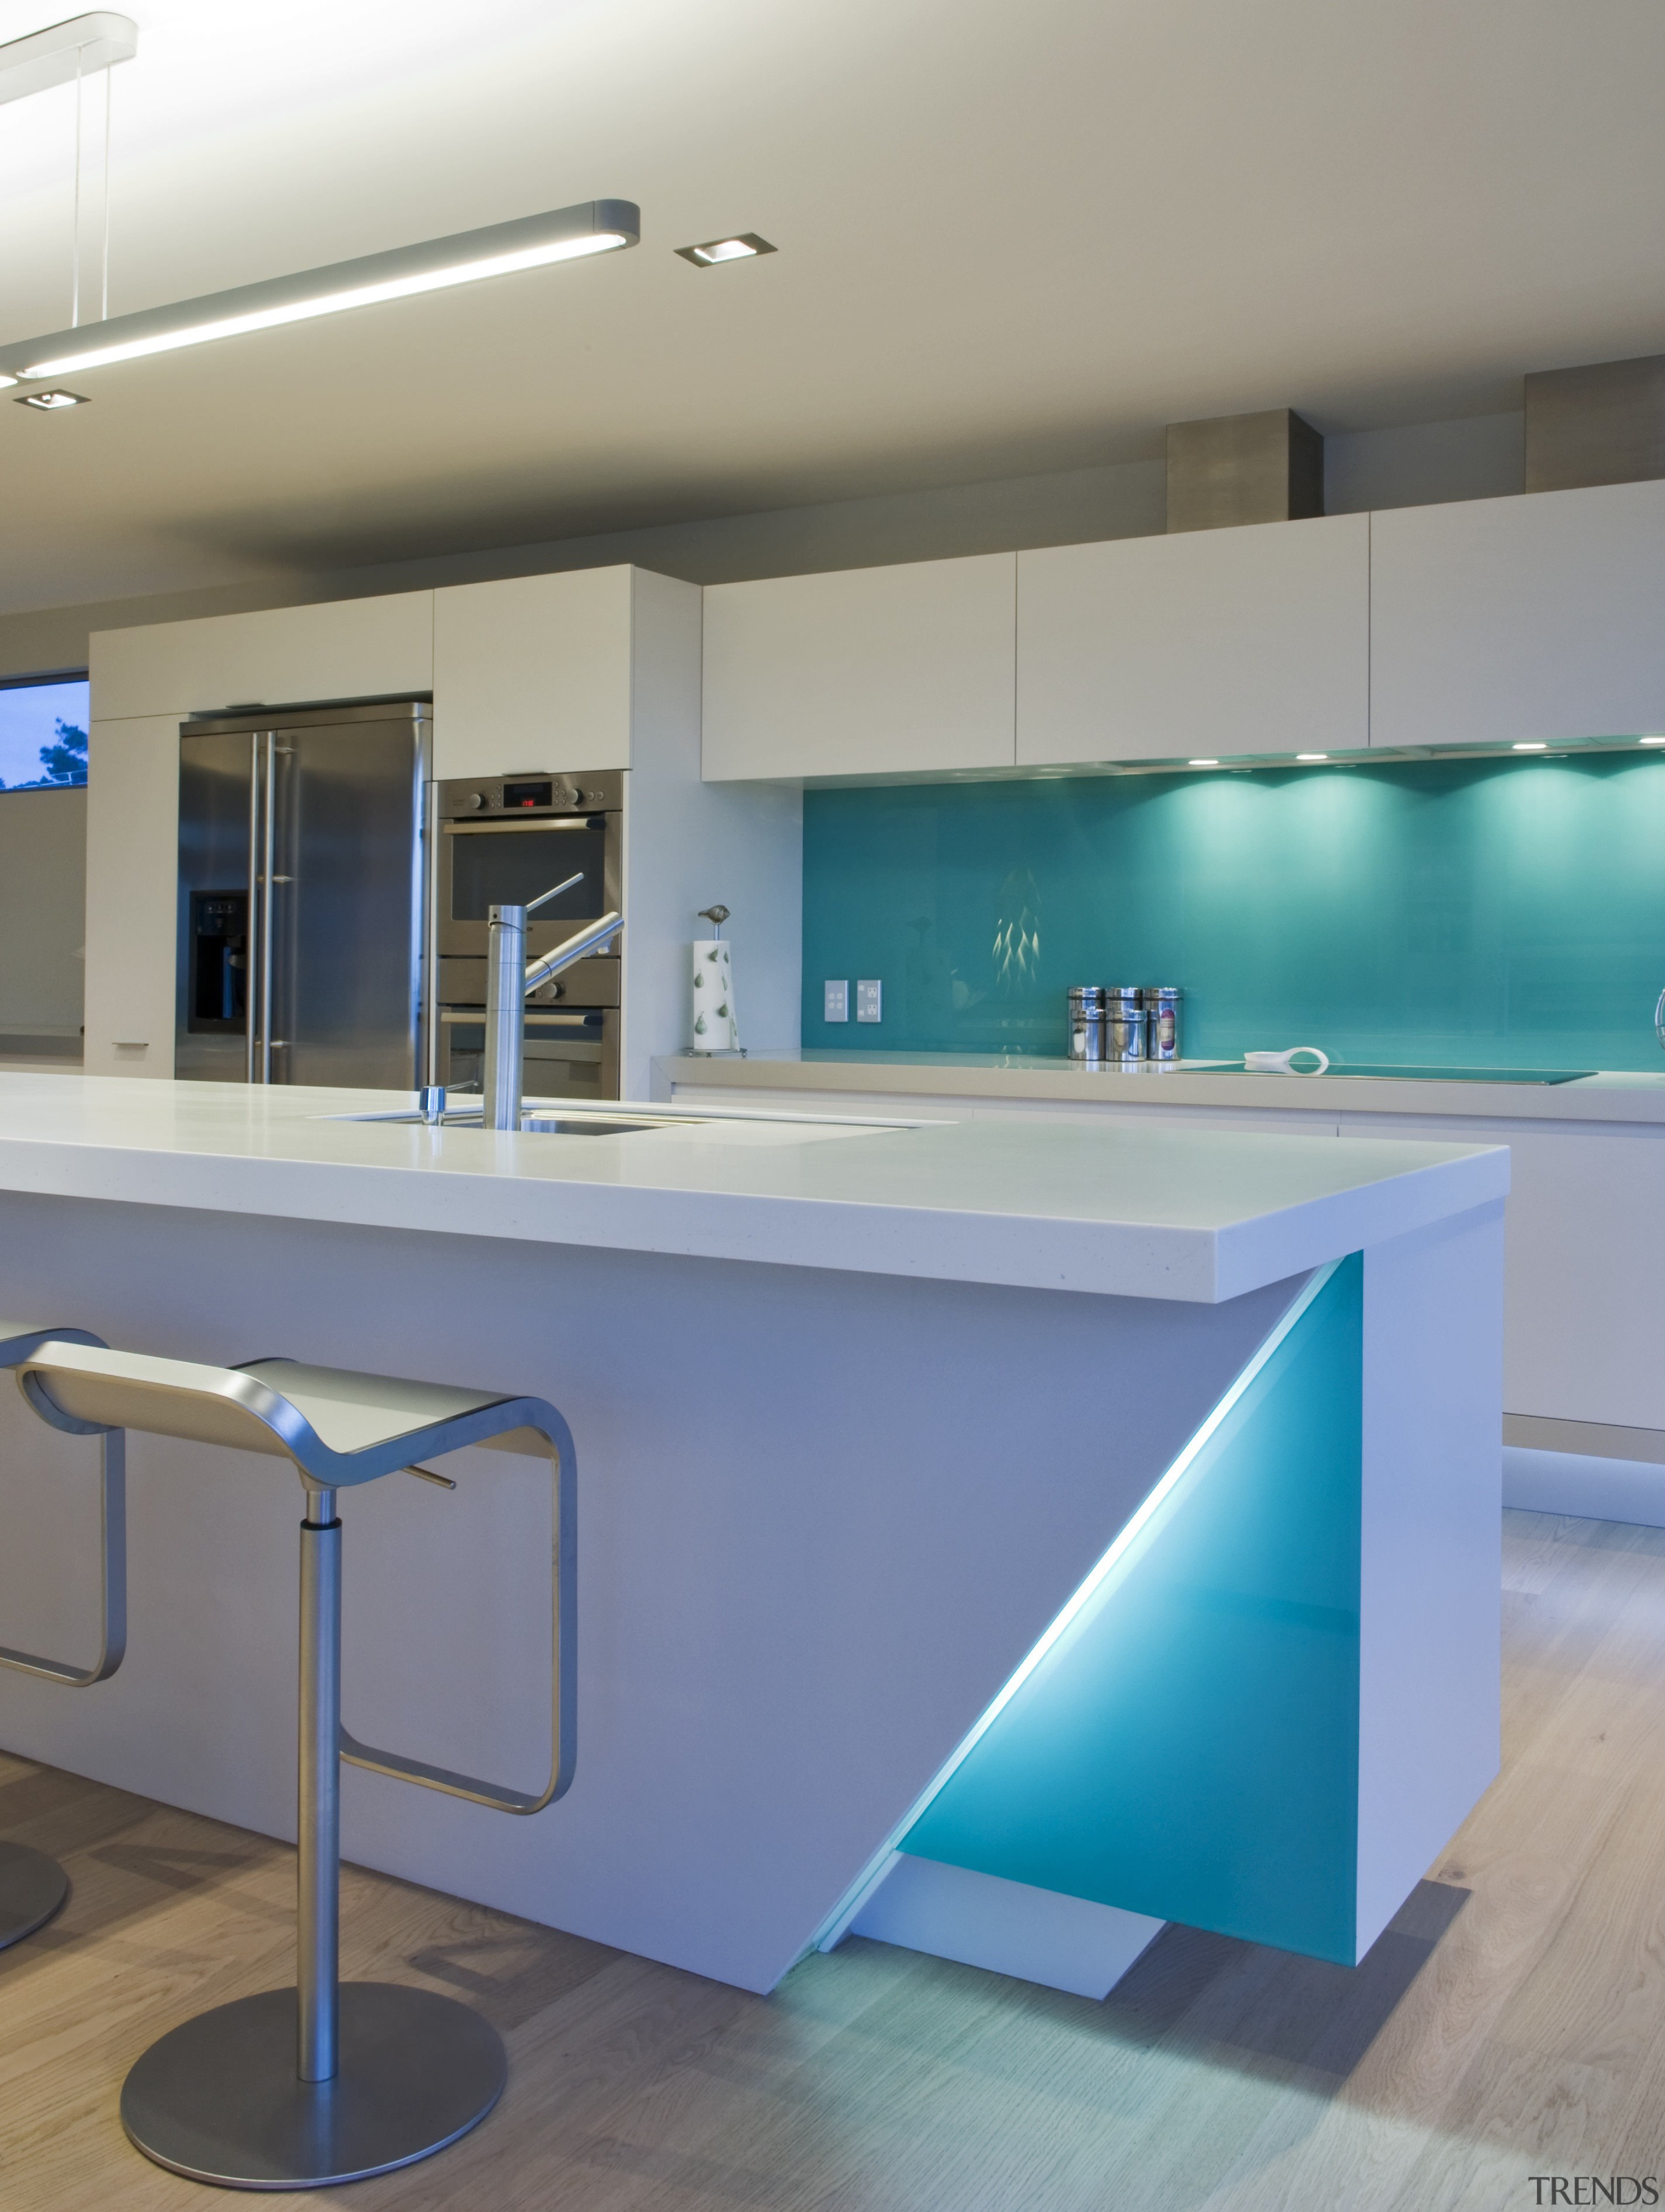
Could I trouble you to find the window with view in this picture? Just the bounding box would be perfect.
[0,675,88,790]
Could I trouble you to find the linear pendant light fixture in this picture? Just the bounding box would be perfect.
[0,198,641,388]
[0,11,136,107]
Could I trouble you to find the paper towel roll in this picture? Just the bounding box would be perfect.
[690,940,738,1052]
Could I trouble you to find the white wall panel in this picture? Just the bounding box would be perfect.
[621,569,801,1092]
[0,787,86,1036]
[83,715,180,1077]
[1357,1202,1502,1952]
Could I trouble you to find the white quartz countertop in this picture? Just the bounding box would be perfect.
[659,1048,1665,1125]
[0,1073,1507,1303]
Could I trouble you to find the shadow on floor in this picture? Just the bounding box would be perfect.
[408,1924,619,2034]
[1101,1877,1470,2083]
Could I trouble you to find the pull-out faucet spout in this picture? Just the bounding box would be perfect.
[482,877,622,1130]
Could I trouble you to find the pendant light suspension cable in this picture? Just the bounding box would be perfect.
[70,40,83,327]
[0,13,138,382]
[66,36,116,328]
[101,57,112,321]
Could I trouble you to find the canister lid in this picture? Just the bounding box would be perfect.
[1141,985,1182,1000]
[1105,985,1144,1006]
[1067,984,1107,1006]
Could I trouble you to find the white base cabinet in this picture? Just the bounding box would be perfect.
[1342,1115,1665,1434]
[663,1069,1665,1450]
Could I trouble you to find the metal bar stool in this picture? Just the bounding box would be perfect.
[13,1339,576,2192]
[0,1321,126,1948]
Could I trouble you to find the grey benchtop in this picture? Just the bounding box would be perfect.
[658,1049,1665,1126]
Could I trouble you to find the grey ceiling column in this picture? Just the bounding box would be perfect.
[1166,408,1325,531]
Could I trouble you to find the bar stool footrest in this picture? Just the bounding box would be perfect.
[121,1982,506,2190]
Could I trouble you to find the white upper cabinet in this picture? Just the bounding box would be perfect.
[1016,513,1370,765]
[702,553,1017,780]
[433,568,635,778]
[90,593,434,722]
[1370,479,1665,747]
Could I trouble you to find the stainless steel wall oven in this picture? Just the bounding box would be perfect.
[434,770,623,1102]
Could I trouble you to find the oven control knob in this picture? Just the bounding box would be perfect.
[532,981,563,1004]
[467,791,484,810]
[554,780,581,809]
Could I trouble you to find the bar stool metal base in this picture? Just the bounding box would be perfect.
[120,1982,506,2191]
[0,1841,68,1950]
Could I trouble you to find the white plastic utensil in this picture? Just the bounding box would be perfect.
[1244,1046,1331,1074]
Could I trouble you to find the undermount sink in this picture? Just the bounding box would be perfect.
[520,1113,695,1136]
[332,1106,704,1136]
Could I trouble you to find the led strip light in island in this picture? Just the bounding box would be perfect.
[0,198,640,388]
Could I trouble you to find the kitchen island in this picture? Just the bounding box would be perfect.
[660,1048,1665,1519]
[0,1074,1506,1996]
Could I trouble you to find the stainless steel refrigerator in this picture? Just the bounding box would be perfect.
[176,700,431,1088]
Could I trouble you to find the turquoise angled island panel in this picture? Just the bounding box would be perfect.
[903,1254,1365,1965]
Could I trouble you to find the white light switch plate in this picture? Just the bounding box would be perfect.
[856,979,882,1023]
[824,980,849,1022]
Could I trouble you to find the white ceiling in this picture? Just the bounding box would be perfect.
[2,0,1664,614]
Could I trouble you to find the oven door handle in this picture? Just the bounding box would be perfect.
[441,817,605,836]
[438,1008,607,1029]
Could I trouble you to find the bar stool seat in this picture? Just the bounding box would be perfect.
[0,1321,127,1950]
[14,1337,576,2193]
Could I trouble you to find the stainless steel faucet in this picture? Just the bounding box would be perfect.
[482,875,622,1130]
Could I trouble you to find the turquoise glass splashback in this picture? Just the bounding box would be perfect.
[801,754,1665,1068]
[903,1255,1363,1964]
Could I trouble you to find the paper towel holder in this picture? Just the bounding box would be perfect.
[688,907,745,1058]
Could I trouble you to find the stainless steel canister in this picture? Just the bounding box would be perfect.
[1106,986,1147,1065]
[1067,985,1107,1065]
[1142,985,1183,1066]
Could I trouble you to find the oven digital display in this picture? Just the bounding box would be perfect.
[502,779,553,810]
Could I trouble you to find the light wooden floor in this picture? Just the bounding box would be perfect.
[0,1506,1660,2211]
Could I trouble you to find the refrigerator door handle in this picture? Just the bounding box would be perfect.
[423,778,440,1089]
[245,733,261,1084]
[260,730,276,1084]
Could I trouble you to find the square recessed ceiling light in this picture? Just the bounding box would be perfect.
[14,388,88,410]
[675,233,776,266]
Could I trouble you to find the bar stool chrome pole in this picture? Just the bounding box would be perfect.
[12,1340,576,2191]
[297,1484,340,2086]
[0,1321,127,1949]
